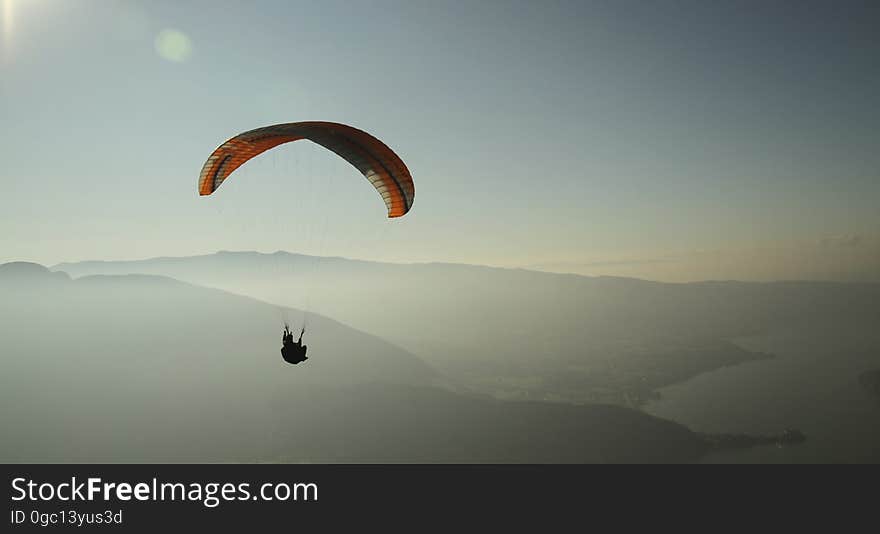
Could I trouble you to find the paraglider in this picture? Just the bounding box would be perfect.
[198,121,415,366]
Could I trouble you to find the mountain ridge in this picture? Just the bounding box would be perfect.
[46,252,880,406]
[53,249,880,287]
[0,260,720,463]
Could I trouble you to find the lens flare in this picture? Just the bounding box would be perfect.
[154,28,192,63]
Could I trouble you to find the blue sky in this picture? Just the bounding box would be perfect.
[2,0,878,281]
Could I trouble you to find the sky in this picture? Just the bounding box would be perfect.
[1,0,878,281]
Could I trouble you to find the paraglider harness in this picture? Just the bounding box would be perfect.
[281,324,308,365]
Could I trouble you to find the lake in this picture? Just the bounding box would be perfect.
[644,324,880,463]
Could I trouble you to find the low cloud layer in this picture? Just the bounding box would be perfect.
[531,234,880,283]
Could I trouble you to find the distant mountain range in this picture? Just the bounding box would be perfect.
[54,251,880,404]
[1,261,435,388]
[0,261,711,462]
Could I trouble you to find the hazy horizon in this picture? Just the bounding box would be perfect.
[35,245,880,285]
[4,248,879,464]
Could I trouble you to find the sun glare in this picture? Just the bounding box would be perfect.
[2,0,13,56]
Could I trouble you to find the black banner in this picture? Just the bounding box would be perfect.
[2,464,874,530]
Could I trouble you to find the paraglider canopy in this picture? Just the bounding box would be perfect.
[198,121,415,218]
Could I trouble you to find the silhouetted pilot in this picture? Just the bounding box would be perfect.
[281,325,308,365]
